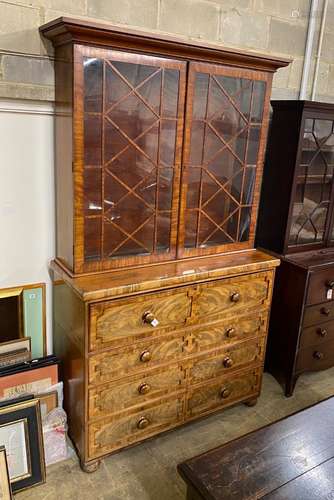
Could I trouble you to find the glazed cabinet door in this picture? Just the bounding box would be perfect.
[178,62,272,258]
[287,113,334,250]
[74,45,186,273]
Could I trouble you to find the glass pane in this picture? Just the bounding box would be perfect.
[289,118,334,246]
[84,58,102,113]
[84,168,102,215]
[83,57,181,262]
[184,70,265,250]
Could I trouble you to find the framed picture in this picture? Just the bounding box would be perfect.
[0,338,31,356]
[0,446,13,500]
[38,391,58,419]
[0,399,45,493]
[0,362,59,401]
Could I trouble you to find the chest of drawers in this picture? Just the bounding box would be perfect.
[52,250,278,471]
[266,249,334,396]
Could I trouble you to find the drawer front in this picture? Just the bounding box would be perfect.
[89,334,184,385]
[190,339,265,384]
[300,319,334,349]
[190,312,268,353]
[195,272,272,323]
[88,397,184,458]
[307,267,334,306]
[296,340,334,373]
[90,289,191,351]
[187,368,261,418]
[88,366,185,419]
[303,302,334,327]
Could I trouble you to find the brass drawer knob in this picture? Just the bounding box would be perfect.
[321,307,330,316]
[313,351,324,360]
[220,387,231,399]
[317,328,328,337]
[326,280,334,289]
[140,350,152,363]
[223,356,233,368]
[138,383,151,395]
[226,327,236,338]
[142,311,159,327]
[137,417,150,430]
[230,292,240,303]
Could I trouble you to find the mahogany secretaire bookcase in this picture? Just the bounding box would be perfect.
[40,17,289,471]
[257,100,334,397]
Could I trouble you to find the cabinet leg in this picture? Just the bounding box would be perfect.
[80,459,101,473]
[245,397,258,407]
[285,376,298,398]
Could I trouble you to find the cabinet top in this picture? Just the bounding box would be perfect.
[40,16,290,72]
[271,100,334,112]
[50,250,279,302]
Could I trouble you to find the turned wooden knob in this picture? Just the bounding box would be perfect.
[223,356,233,368]
[326,280,334,289]
[142,311,159,327]
[226,327,236,338]
[138,383,151,395]
[321,307,330,316]
[137,417,150,430]
[313,351,324,360]
[317,328,328,337]
[220,387,231,399]
[230,292,240,303]
[140,350,152,363]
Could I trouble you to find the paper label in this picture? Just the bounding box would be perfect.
[151,318,159,327]
[327,289,333,300]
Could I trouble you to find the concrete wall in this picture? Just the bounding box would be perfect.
[0,0,334,102]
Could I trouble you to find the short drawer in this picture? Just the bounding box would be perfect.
[88,396,184,458]
[89,288,191,351]
[306,267,334,306]
[88,366,185,419]
[89,333,184,385]
[300,319,334,349]
[190,312,268,353]
[195,271,272,324]
[296,340,334,373]
[303,302,334,327]
[187,368,261,418]
[189,339,265,384]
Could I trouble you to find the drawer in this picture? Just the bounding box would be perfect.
[306,267,334,306]
[89,333,184,385]
[187,368,261,418]
[303,302,334,327]
[88,366,185,419]
[190,339,265,384]
[195,272,272,324]
[296,339,334,373]
[300,319,334,349]
[89,288,191,351]
[190,312,268,353]
[88,396,184,458]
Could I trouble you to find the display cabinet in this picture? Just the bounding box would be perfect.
[41,17,288,471]
[257,100,334,395]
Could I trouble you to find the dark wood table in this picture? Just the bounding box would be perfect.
[178,397,334,499]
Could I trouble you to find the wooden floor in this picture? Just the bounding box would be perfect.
[16,368,334,500]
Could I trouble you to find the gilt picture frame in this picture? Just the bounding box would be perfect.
[0,446,12,500]
[0,399,45,493]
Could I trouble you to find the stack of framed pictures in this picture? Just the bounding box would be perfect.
[0,338,32,369]
[0,356,60,493]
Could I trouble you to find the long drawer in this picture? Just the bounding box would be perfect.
[189,338,265,384]
[296,340,334,373]
[187,368,261,418]
[88,365,185,419]
[306,267,334,306]
[88,396,184,458]
[89,333,184,385]
[300,319,334,349]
